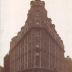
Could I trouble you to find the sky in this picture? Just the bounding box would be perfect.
[0,0,72,66]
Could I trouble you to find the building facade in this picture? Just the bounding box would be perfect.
[4,54,10,72]
[10,0,68,72]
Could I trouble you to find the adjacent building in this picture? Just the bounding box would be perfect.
[4,53,10,72]
[66,56,72,72]
[10,0,68,72]
[0,66,4,72]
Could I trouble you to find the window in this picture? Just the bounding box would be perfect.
[29,42,31,50]
[29,13,31,18]
[36,45,39,48]
[25,37,27,44]
[37,71,40,72]
[36,41,40,48]
[36,59,39,66]
[26,28,27,31]
[36,52,39,56]
[36,20,40,25]
[44,19,46,24]
[36,10,40,16]
[22,40,24,46]
[35,31,40,37]
[30,23,31,26]
[36,56,39,66]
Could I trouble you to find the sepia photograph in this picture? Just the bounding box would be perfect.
[0,0,72,72]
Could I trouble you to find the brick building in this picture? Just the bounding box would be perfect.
[4,54,10,72]
[10,0,68,72]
